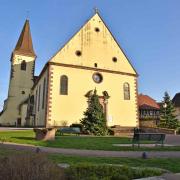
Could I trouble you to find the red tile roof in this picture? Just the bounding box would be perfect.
[138,94,160,109]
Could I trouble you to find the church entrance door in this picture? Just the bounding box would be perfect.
[17,118,21,126]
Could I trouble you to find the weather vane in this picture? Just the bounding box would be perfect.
[26,10,30,20]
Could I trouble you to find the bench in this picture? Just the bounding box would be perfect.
[59,127,81,135]
[132,133,166,147]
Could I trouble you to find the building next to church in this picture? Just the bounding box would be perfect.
[138,94,160,128]
[0,12,139,128]
[172,93,180,122]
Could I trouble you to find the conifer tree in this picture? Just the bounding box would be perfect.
[80,89,107,136]
[159,92,178,129]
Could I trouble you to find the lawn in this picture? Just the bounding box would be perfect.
[49,154,180,173]
[0,147,180,173]
[1,130,180,151]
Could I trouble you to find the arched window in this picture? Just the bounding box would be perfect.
[21,60,26,71]
[42,78,46,109]
[60,75,68,95]
[124,82,130,100]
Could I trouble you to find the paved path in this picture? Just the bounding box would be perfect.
[1,142,180,158]
[165,135,180,145]
[135,173,180,180]
[0,127,33,131]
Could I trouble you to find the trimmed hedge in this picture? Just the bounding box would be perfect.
[0,152,163,180]
[65,163,162,180]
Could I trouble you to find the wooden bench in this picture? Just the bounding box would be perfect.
[59,127,81,135]
[132,133,166,147]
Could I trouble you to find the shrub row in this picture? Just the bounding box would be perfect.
[0,153,163,180]
[0,153,65,180]
[66,163,162,180]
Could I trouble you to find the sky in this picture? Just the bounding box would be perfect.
[0,0,180,110]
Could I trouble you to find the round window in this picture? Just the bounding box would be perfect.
[112,57,117,62]
[95,27,100,32]
[75,50,82,56]
[92,73,103,83]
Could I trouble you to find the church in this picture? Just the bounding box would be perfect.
[0,12,139,128]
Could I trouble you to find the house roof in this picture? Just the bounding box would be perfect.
[172,93,180,107]
[13,20,36,57]
[138,94,160,109]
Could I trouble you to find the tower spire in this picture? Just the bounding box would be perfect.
[13,20,36,57]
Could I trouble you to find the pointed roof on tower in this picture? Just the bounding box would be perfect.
[13,20,36,57]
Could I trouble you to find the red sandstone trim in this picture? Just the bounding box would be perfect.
[44,65,49,127]
[134,78,139,127]
[46,65,54,126]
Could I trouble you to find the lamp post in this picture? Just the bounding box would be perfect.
[163,103,167,126]
[163,103,167,109]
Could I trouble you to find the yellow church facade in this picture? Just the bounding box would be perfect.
[0,12,139,128]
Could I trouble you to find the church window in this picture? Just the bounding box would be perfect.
[42,78,46,109]
[35,89,38,112]
[21,91,25,94]
[124,83,130,100]
[95,27,100,32]
[21,60,26,71]
[112,57,117,63]
[92,73,103,83]
[94,63,98,67]
[75,50,82,56]
[30,95,34,104]
[60,75,68,95]
[38,85,41,111]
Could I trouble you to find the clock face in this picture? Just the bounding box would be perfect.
[92,73,103,83]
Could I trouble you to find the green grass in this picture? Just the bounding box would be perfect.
[0,147,179,173]
[1,130,180,151]
[49,154,180,173]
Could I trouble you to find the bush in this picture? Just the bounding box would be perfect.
[132,168,163,179]
[65,163,162,180]
[0,153,65,180]
[108,128,114,135]
[80,89,107,136]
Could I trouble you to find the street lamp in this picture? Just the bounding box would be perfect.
[163,103,167,108]
[163,103,167,127]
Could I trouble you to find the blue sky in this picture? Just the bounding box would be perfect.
[0,0,180,110]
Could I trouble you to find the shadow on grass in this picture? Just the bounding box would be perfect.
[11,137,35,141]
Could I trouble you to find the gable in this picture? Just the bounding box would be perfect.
[138,94,160,109]
[172,93,180,107]
[49,13,137,75]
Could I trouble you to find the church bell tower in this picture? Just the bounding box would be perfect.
[0,20,36,126]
